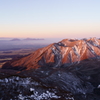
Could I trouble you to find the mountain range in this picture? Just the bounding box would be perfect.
[0,37,100,100]
[4,37,100,70]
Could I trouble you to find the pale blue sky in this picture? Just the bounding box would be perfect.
[0,0,100,38]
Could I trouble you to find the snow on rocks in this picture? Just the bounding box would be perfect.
[98,85,100,88]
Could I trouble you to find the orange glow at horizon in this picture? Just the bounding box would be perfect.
[0,22,100,38]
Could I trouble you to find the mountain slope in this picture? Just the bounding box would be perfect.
[1,37,100,100]
[2,37,100,70]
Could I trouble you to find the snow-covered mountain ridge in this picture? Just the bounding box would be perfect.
[2,37,100,70]
[1,37,100,100]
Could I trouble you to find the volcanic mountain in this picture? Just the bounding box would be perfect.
[2,37,100,70]
[1,37,100,100]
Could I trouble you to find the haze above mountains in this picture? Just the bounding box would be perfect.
[0,37,44,41]
[0,38,62,51]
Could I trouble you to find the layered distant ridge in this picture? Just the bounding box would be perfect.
[2,37,100,70]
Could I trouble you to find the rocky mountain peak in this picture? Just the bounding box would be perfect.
[2,38,100,70]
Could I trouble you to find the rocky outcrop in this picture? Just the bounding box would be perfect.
[1,37,100,100]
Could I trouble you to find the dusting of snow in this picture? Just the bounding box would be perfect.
[0,76,63,100]
[98,85,100,88]
[30,88,35,92]
[68,51,72,63]
[86,42,94,50]
[65,97,74,100]
[18,90,61,100]
[72,45,80,57]
[58,73,61,77]
[62,47,68,58]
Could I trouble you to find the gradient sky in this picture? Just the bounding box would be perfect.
[0,0,100,38]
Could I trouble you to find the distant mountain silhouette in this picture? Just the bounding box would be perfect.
[11,38,21,41]
[24,38,44,41]
[10,38,44,41]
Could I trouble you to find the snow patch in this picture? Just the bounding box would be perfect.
[18,90,61,100]
[98,85,100,88]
